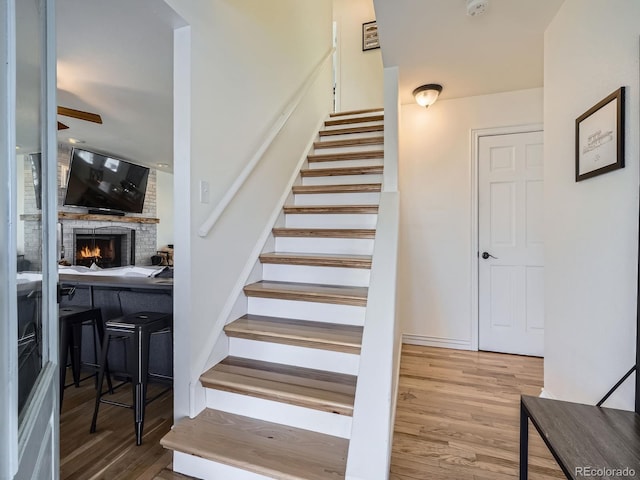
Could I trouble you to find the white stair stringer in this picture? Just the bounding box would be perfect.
[205,388,353,439]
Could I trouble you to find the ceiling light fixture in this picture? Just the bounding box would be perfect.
[467,0,488,16]
[413,84,443,108]
[156,163,169,168]
[68,138,85,144]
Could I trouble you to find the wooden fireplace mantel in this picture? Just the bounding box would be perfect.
[20,212,160,224]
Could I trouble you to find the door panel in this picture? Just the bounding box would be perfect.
[490,182,516,246]
[479,131,544,356]
[1,0,58,478]
[489,265,516,328]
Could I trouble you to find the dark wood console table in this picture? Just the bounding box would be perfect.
[520,395,640,479]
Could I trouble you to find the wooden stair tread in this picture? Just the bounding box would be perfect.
[313,136,384,149]
[319,124,383,137]
[301,165,383,177]
[201,357,356,415]
[325,114,383,127]
[244,280,368,307]
[260,252,372,269]
[225,314,363,354]
[329,107,383,117]
[292,183,382,194]
[161,409,348,479]
[272,227,376,239]
[308,150,384,162]
[283,204,379,214]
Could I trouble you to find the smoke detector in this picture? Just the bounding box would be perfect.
[467,0,488,16]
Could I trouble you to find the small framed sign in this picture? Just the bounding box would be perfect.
[575,87,625,182]
[362,21,379,51]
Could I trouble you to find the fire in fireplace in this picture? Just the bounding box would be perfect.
[73,227,135,268]
[79,244,102,259]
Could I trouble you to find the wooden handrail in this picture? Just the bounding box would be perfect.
[197,47,335,238]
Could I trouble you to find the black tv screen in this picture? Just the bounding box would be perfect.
[63,148,149,214]
[29,153,42,210]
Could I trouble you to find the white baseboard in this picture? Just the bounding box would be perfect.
[402,334,473,351]
[539,388,556,399]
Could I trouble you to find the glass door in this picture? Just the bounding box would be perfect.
[0,0,58,478]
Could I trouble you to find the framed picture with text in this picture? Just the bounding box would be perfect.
[575,87,625,182]
[362,21,379,51]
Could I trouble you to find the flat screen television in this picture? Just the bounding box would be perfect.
[29,153,42,210]
[63,148,149,214]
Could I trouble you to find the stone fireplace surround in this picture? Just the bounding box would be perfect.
[73,227,135,268]
[21,144,159,269]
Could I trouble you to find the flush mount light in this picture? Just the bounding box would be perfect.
[467,0,488,16]
[412,84,443,108]
[68,138,85,144]
[156,163,169,168]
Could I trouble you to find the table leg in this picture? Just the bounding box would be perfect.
[520,399,529,480]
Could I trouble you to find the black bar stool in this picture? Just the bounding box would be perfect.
[90,312,172,445]
[58,305,112,409]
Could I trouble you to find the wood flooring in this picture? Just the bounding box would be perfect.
[60,346,563,479]
[390,345,564,480]
[59,374,184,480]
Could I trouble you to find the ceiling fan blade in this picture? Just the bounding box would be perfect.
[57,106,103,124]
[58,121,69,130]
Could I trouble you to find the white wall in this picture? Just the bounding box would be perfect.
[544,0,640,409]
[333,0,383,112]
[164,0,333,419]
[156,170,174,248]
[399,88,543,349]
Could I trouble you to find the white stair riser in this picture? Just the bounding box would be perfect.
[302,174,383,186]
[311,145,383,156]
[323,120,383,131]
[285,213,378,229]
[262,263,370,287]
[318,130,383,142]
[174,451,271,480]
[205,389,353,439]
[307,158,383,169]
[329,112,383,122]
[294,191,380,206]
[228,337,360,374]
[247,297,366,326]
[275,236,374,255]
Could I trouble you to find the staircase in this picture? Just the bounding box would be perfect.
[162,108,384,479]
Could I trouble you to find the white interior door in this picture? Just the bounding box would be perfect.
[0,0,58,478]
[478,131,544,356]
